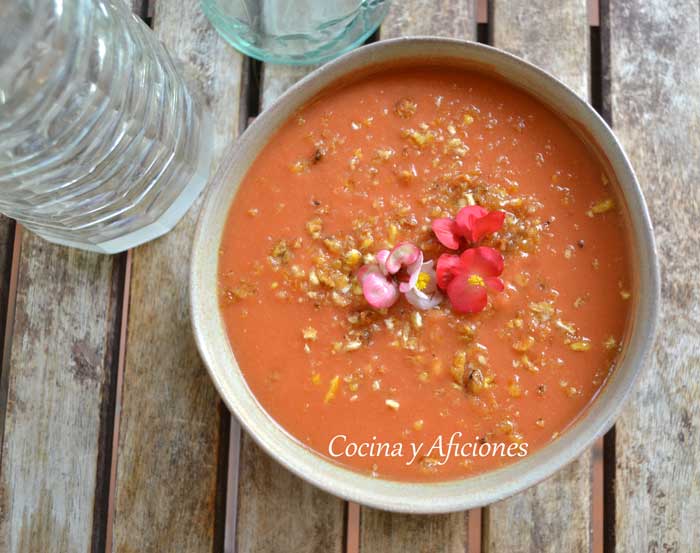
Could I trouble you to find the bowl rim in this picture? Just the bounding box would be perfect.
[190,36,660,513]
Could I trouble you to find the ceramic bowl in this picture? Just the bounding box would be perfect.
[190,37,659,513]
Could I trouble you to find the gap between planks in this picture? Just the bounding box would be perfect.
[0,223,22,458]
[104,249,132,553]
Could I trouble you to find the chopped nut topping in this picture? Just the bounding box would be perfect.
[451,350,467,384]
[375,148,395,161]
[302,327,318,341]
[385,399,400,411]
[465,368,485,395]
[269,240,293,266]
[529,301,554,320]
[306,217,323,239]
[394,98,417,119]
[570,340,592,352]
[343,249,363,268]
[404,128,435,147]
[323,237,342,254]
[410,311,423,330]
[344,340,362,352]
[590,198,615,215]
[512,335,535,352]
[555,319,576,335]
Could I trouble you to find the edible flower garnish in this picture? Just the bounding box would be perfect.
[432,205,505,249]
[385,242,423,276]
[404,260,443,309]
[357,261,399,309]
[436,246,505,313]
[359,242,441,309]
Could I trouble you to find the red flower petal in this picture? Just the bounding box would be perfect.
[458,246,504,278]
[431,218,461,249]
[436,254,461,290]
[485,276,505,292]
[446,274,488,313]
[455,206,505,243]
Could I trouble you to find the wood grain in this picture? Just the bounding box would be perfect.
[360,512,468,553]
[260,64,318,112]
[0,231,122,553]
[491,0,590,100]
[603,1,700,550]
[109,1,244,551]
[485,2,593,552]
[379,0,475,39]
[236,437,345,553]
[360,2,476,550]
[233,62,345,553]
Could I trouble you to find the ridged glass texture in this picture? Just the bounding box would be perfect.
[0,0,212,253]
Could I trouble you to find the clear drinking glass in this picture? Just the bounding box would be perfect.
[201,0,390,65]
[0,0,212,253]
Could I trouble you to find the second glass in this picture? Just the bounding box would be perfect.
[201,0,390,65]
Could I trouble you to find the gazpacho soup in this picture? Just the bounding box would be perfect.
[218,64,631,482]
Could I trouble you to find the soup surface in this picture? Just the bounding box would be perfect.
[218,65,631,481]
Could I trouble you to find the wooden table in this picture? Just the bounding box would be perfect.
[1,1,698,551]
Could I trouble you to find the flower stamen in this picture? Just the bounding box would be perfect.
[416,272,431,291]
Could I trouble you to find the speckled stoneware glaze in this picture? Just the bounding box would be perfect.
[190,37,659,513]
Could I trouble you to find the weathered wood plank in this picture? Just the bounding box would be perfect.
[236,437,345,553]
[380,0,475,39]
[109,1,244,551]
[360,512,468,553]
[360,3,476,551]
[484,3,593,552]
[603,1,700,550]
[0,226,123,553]
[233,62,345,553]
[491,1,590,100]
[260,65,318,112]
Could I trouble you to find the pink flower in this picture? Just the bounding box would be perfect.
[432,206,505,250]
[404,260,443,309]
[359,242,441,310]
[357,263,399,309]
[385,242,423,277]
[436,246,504,313]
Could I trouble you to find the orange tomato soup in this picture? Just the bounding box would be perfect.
[218,65,631,482]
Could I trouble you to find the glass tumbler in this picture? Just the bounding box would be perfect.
[0,0,212,253]
[201,0,390,65]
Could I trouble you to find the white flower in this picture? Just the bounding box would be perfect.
[404,260,443,309]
